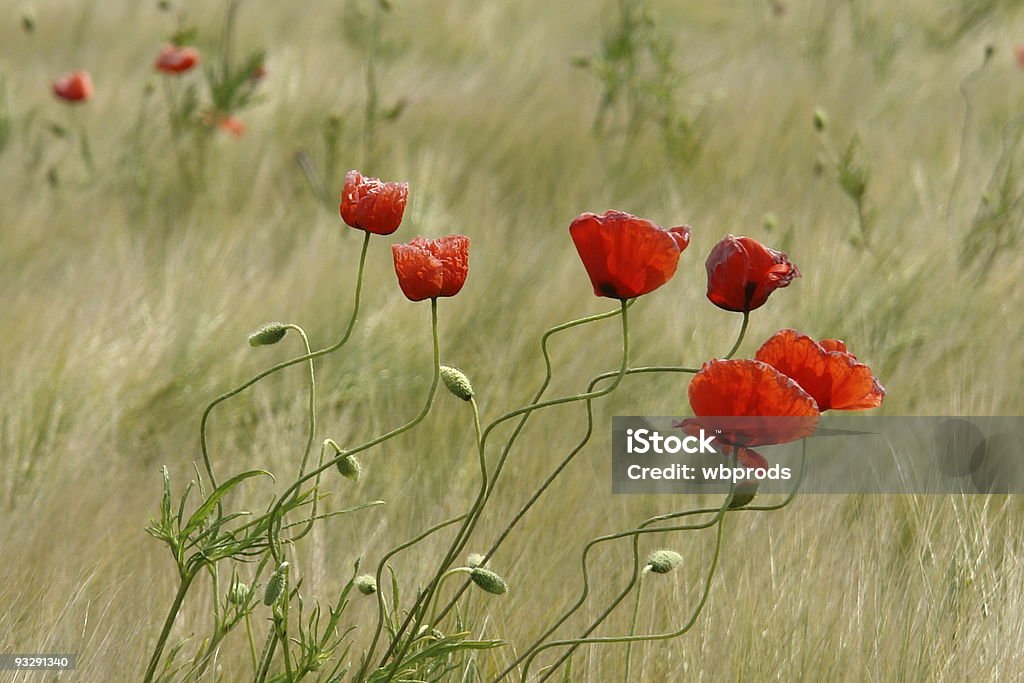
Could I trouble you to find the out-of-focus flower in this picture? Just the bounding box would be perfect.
[52,70,93,103]
[155,44,200,74]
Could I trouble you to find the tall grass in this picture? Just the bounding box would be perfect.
[1,0,1023,679]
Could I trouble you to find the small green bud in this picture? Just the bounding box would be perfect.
[470,567,507,595]
[336,453,362,481]
[263,561,289,606]
[248,322,288,347]
[227,581,250,605]
[812,107,828,132]
[440,365,474,401]
[727,481,759,509]
[466,553,486,568]
[21,11,35,34]
[646,549,683,574]
[762,212,779,233]
[354,574,377,595]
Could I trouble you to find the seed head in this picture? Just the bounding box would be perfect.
[440,365,474,401]
[646,549,683,574]
[248,322,288,347]
[263,561,289,606]
[470,567,507,595]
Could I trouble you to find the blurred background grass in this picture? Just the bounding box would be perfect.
[2,0,1024,679]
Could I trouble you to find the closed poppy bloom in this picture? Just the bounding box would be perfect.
[676,359,820,446]
[705,235,799,312]
[340,170,409,236]
[52,70,93,103]
[569,210,691,299]
[155,44,200,74]
[754,329,885,411]
[392,235,469,302]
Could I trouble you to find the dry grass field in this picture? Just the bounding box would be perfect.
[2,0,1024,680]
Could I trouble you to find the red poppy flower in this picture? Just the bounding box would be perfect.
[677,359,820,446]
[52,70,93,103]
[569,210,691,299]
[1015,44,1024,69]
[340,170,409,236]
[705,235,799,312]
[392,235,469,302]
[155,44,200,74]
[754,329,885,411]
[218,115,246,137]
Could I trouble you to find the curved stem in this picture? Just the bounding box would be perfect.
[266,298,441,561]
[622,570,645,683]
[200,231,371,490]
[724,310,749,360]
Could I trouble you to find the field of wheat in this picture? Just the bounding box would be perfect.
[2,0,1024,680]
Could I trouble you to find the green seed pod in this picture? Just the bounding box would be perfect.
[466,553,486,568]
[440,365,474,401]
[336,453,362,481]
[728,481,759,509]
[248,322,288,347]
[470,567,507,595]
[646,549,683,574]
[812,107,828,133]
[228,581,250,605]
[263,562,289,606]
[354,574,377,596]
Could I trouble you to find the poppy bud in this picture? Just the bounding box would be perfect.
[228,581,251,605]
[646,549,683,574]
[812,107,828,132]
[354,574,377,595]
[727,481,759,509]
[263,562,289,606]
[336,453,362,481]
[21,10,34,34]
[340,170,409,235]
[466,553,486,568]
[704,235,799,313]
[392,235,470,302]
[248,322,288,346]
[470,567,508,595]
[440,366,474,401]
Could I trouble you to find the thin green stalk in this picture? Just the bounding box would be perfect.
[622,570,645,683]
[724,310,749,359]
[143,570,197,683]
[532,440,810,682]
[378,395,489,677]
[266,298,441,560]
[199,231,371,490]
[245,612,258,674]
[523,512,727,683]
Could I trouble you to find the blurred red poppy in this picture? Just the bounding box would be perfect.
[218,115,246,137]
[754,329,885,411]
[677,359,820,446]
[155,44,200,74]
[705,235,799,312]
[341,170,409,235]
[52,70,93,103]
[392,235,469,302]
[569,210,691,299]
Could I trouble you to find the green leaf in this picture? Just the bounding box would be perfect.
[181,469,272,538]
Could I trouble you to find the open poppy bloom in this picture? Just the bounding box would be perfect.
[392,235,469,301]
[569,210,691,299]
[676,359,820,447]
[705,235,799,312]
[754,329,885,411]
[52,70,93,103]
[340,170,409,236]
[155,44,200,74]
